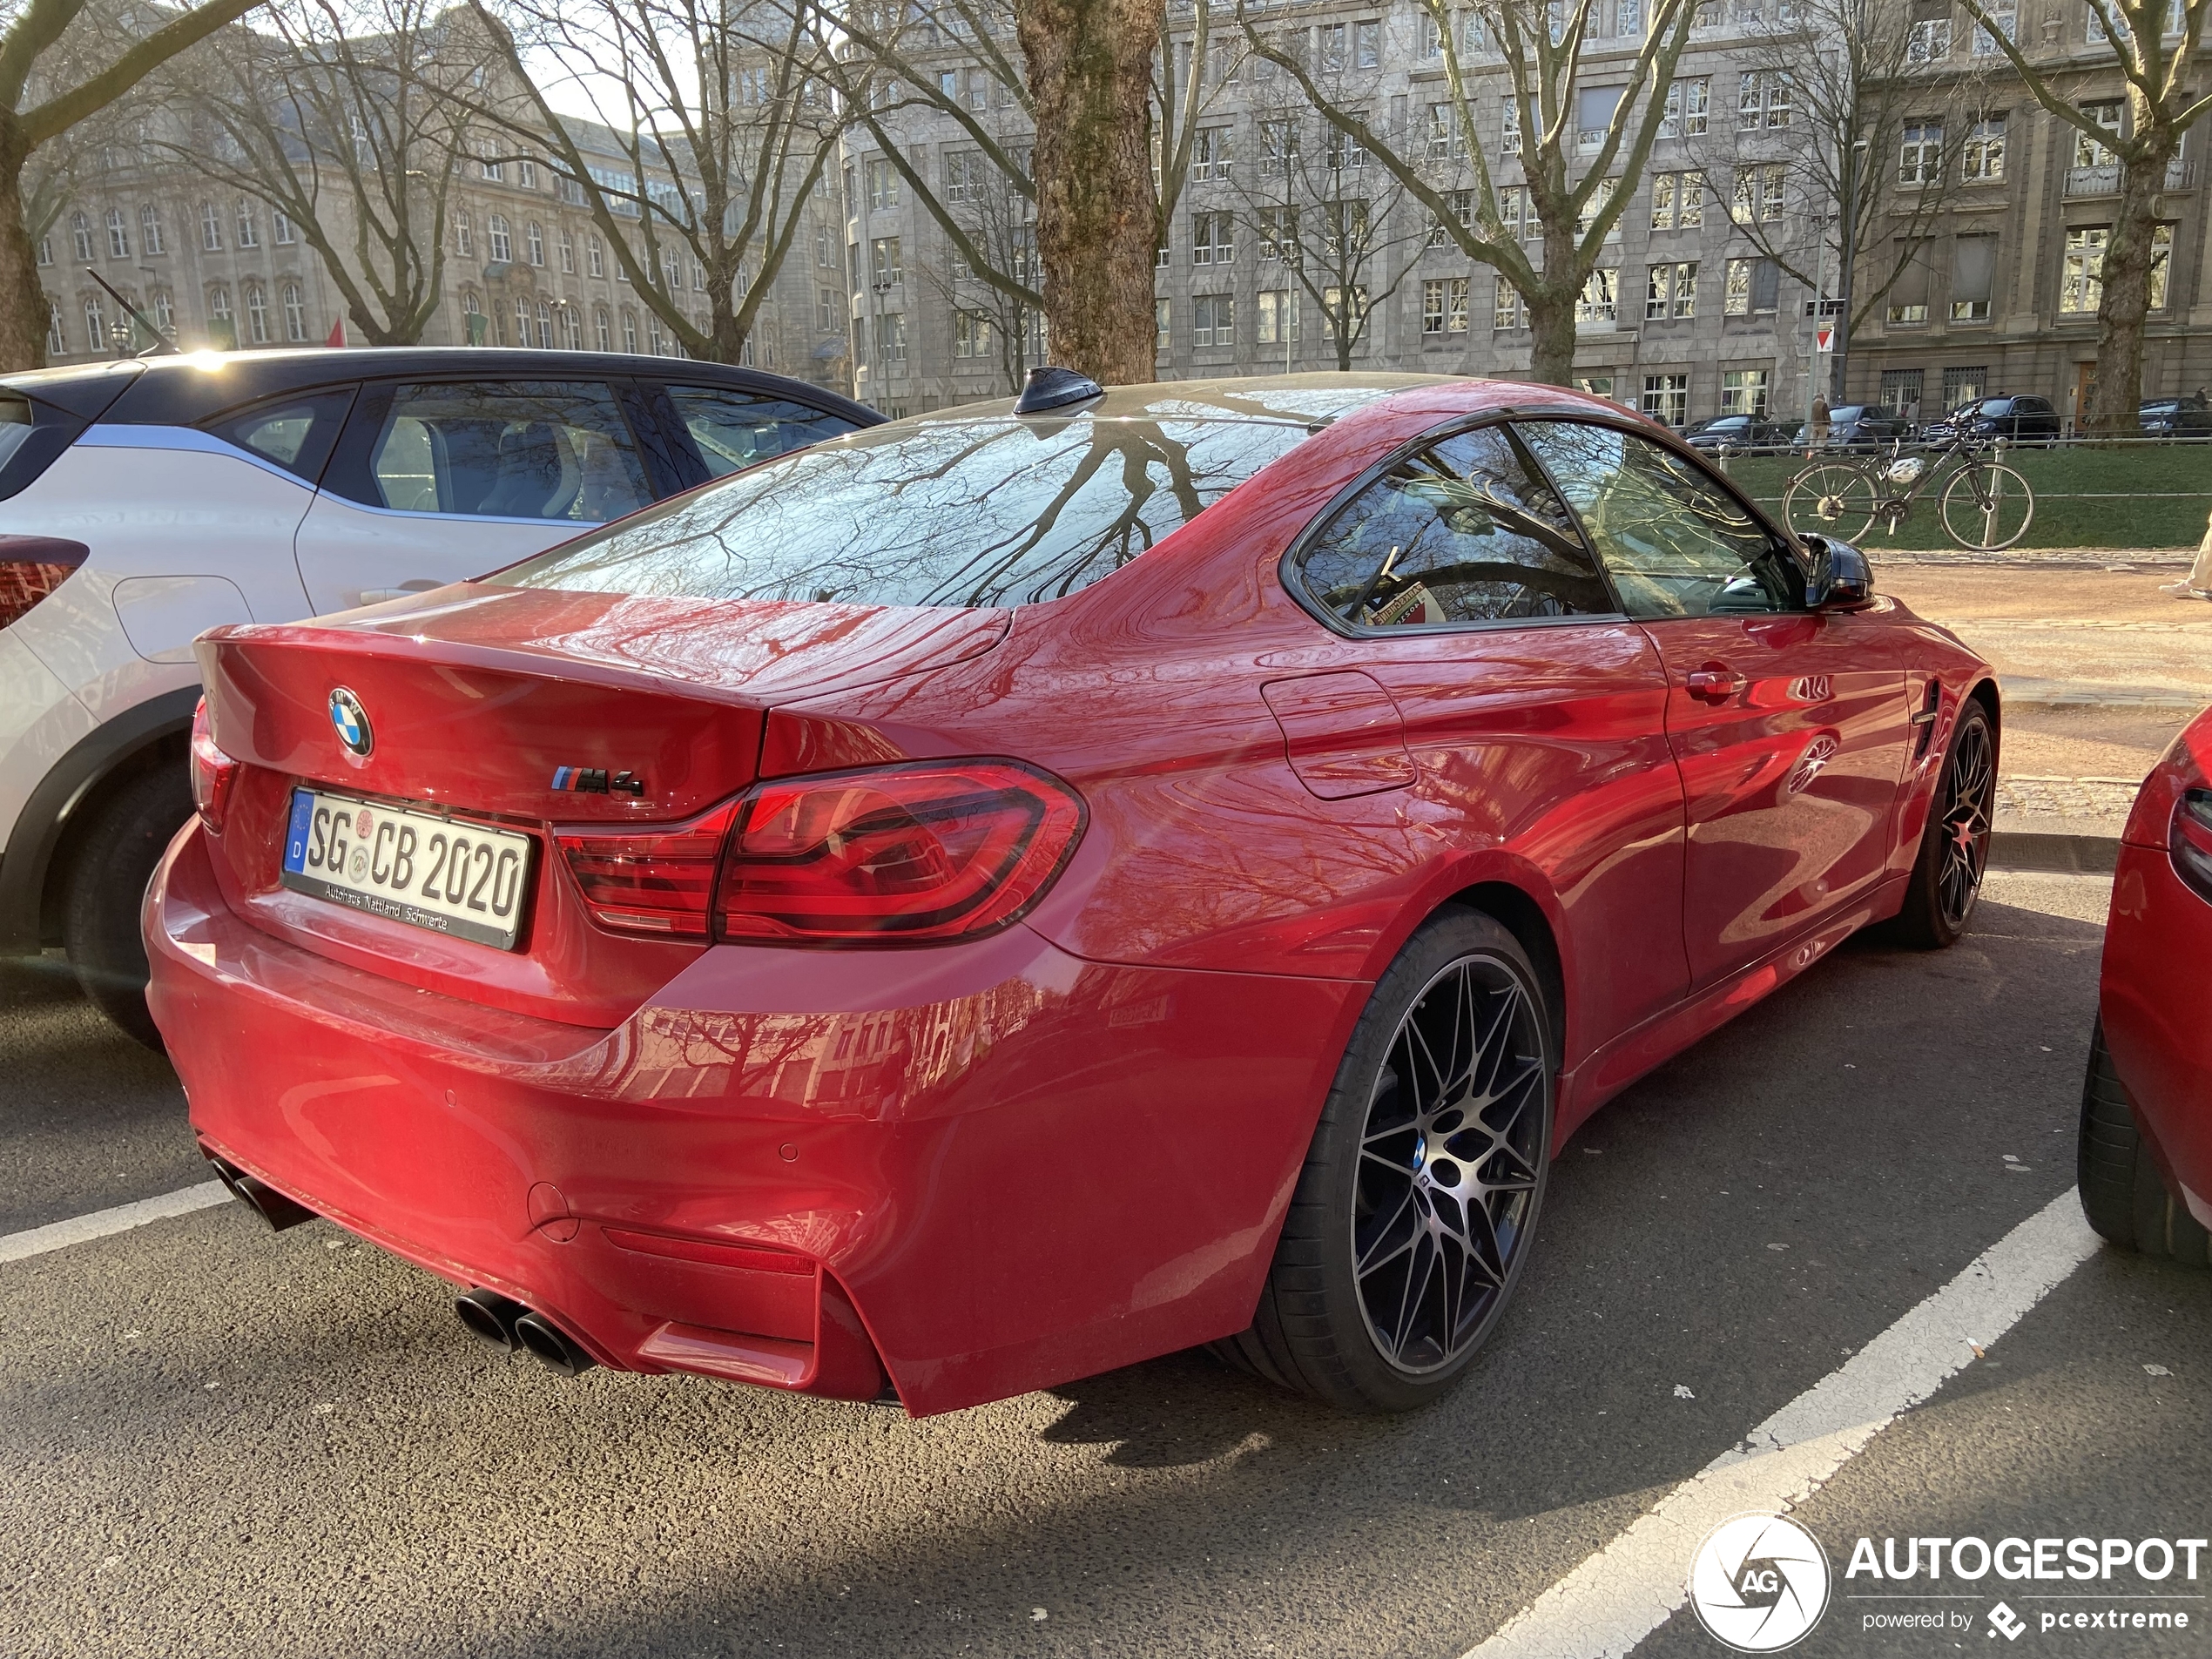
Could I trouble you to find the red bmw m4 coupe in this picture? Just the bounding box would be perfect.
[147,372,1999,1416]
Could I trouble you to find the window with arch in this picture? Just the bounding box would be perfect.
[46,300,64,356]
[105,208,130,259]
[200,201,222,251]
[152,291,174,333]
[594,307,610,350]
[526,221,544,266]
[587,235,604,278]
[245,282,268,342]
[282,282,306,341]
[140,204,165,256]
[71,212,92,261]
[83,295,105,353]
[236,199,259,248]
[35,235,51,266]
[489,214,511,262]
[273,208,294,245]
[536,299,552,347]
[455,210,472,258]
[559,228,575,273]
[461,289,485,344]
[513,296,528,346]
[622,309,638,352]
[208,287,233,347]
[561,305,582,349]
[647,314,665,354]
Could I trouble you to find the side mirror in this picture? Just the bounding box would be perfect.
[1803,534,1873,610]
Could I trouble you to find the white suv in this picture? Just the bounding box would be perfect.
[0,347,874,1043]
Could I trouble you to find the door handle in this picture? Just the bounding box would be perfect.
[1686,665,1744,701]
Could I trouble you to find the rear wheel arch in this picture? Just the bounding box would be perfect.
[1444,880,1568,1070]
[1965,676,2001,761]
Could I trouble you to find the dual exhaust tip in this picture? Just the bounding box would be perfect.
[206,1157,317,1232]
[455,1287,596,1377]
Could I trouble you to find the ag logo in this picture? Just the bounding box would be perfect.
[328,687,373,758]
[1689,1513,1831,1652]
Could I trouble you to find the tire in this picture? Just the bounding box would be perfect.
[62,757,192,1050]
[2078,1021,2212,1268]
[1784,463,1878,542]
[1939,461,2034,550]
[1884,700,1994,949]
[1214,908,1554,1412]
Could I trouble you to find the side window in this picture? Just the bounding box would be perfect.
[1515,421,1800,620]
[354,381,653,523]
[1291,424,1614,628]
[201,388,355,484]
[665,384,860,478]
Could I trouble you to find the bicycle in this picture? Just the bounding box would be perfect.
[1782,435,2036,551]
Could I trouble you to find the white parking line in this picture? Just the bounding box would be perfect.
[1466,1189,2101,1659]
[0,1181,231,1264]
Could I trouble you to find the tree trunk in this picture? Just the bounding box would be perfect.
[2082,139,2175,435]
[1014,0,1157,385]
[1524,224,1580,388]
[0,117,51,373]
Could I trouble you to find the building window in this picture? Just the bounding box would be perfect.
[526,222,544,266]
[955,311,993,358]
[104,208,129,260]
[1258,205,1299,260]
[1641,374,1689,426]
[1647,260,1697,319]
[1899,123,1943,185]
[866,158,899,210]
[1576,266,1618,324]
[1720,367,1770,417]
[70,212,91,261]
[1888,239,1932,323]
[46,300,64,355]
[2075,100,2123,168]
[245,283,268,343]
[535,300,552,347]
[870,235,901,284]
[1257,288,1300,344]
[1417,10,1443,57]
[1324,126,1366,173]
[622,311,638,352]
[818,287,838,331]
[1737,71,1791,130]
[1952,234,1996,320]
[1318,21,1346,70]
[1502,96,1522,155]
[1941,366,1989,408]
[1879,368,1924,416]
[873,310,906,362]
[35,235,51,266]
[1660,77,1709,139]
[1575,177,1619,237]
[1494,278,1526,329]
[1908,9,1952,60]
[273,208,293,246]
[84,296,105,354]
[2149,222,2175,309]
[236,200,259,248]
[1973,0,2016,51]
[1423,279,1447,334]
[455,210,472,258]
[1355,18,1380,66]
[1574,374,1616,401]
[519,158,537,189]
[140,205,165,256]
[1962,117,2006,181]
[281,282,306,341]
[1193,292,1235,348]
[1190,126,1232,180]
[199,202,221,252]
[488,215,511,263]
[1156,297,1170,351]
[588,236,604,278]
[561,306,581,349]
[1426,103,1465,160]
[208,287,232,344]
[593,307,610,350]
[2060,226,2107,313]
[559,229,575,273]
[151,291,172,334]
[1191,211,1234,266]
[1418,276,1470,335]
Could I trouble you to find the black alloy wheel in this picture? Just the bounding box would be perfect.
[1883,700,1995,949]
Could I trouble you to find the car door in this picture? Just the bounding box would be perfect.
[291,377,661,613]
[1282,421,1691,1049]
[1517,419,1916,991]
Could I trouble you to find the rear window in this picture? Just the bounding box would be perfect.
[0,389,90,503]
[492,414,1316,608]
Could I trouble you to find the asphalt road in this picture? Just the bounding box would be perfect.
[2,869,2206,1659]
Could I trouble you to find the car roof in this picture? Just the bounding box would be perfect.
[10,347,878,430]
[905,373,1463,430]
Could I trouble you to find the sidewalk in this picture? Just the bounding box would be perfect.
[1879,554,2211,864]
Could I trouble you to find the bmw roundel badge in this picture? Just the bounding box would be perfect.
[328,687,373,757]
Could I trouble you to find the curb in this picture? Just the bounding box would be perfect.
[1989,832,2121,875]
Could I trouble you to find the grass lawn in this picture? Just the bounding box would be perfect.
[1718,441,2212,550]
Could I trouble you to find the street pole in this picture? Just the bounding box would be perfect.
[1831,138,1868,404]
[1807,223,1828,434]
[1285,146,1297,374]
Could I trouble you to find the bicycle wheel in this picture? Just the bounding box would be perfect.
[1783,464,1878,541]
[1939,460,2033,550]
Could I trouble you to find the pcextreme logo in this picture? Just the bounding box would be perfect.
[1689,1513,1832,1652]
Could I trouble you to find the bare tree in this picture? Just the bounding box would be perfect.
[1241,0,1695,387]
[462,0,842,364]
[1958,0,2209,431]
[910,145,1041,392]
[1225,98,1425,368]
[2,0,269,368]
[158,0,482,346]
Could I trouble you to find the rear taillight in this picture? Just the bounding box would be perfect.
[718,761,1085,944]
[555,760,1086,946]
[190,698,240,835]
[2174,788,2212,904]
[0,535,88,631]
[556,801,738,939]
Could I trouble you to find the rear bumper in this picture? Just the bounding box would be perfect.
[147,823,1365,1415]
[2101,840,2212,1227]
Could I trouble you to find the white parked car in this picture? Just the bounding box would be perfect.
[0,347,875,1043]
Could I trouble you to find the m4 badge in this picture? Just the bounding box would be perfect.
[551,766,645,798]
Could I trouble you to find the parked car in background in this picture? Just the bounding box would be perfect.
[1681,415,1792,452]
[149,372,2000,1418]
[0,347,876,1044]
[2139,397,2212,439]
[2080,704,2212,1269]
[1821,404,1915,450]
[1920,395,2061,446]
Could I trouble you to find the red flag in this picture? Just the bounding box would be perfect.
[326,319,346,348]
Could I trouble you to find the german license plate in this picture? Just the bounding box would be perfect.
[280,788,534,950]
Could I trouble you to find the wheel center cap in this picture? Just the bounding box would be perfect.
[1413,1132,1428,1172]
